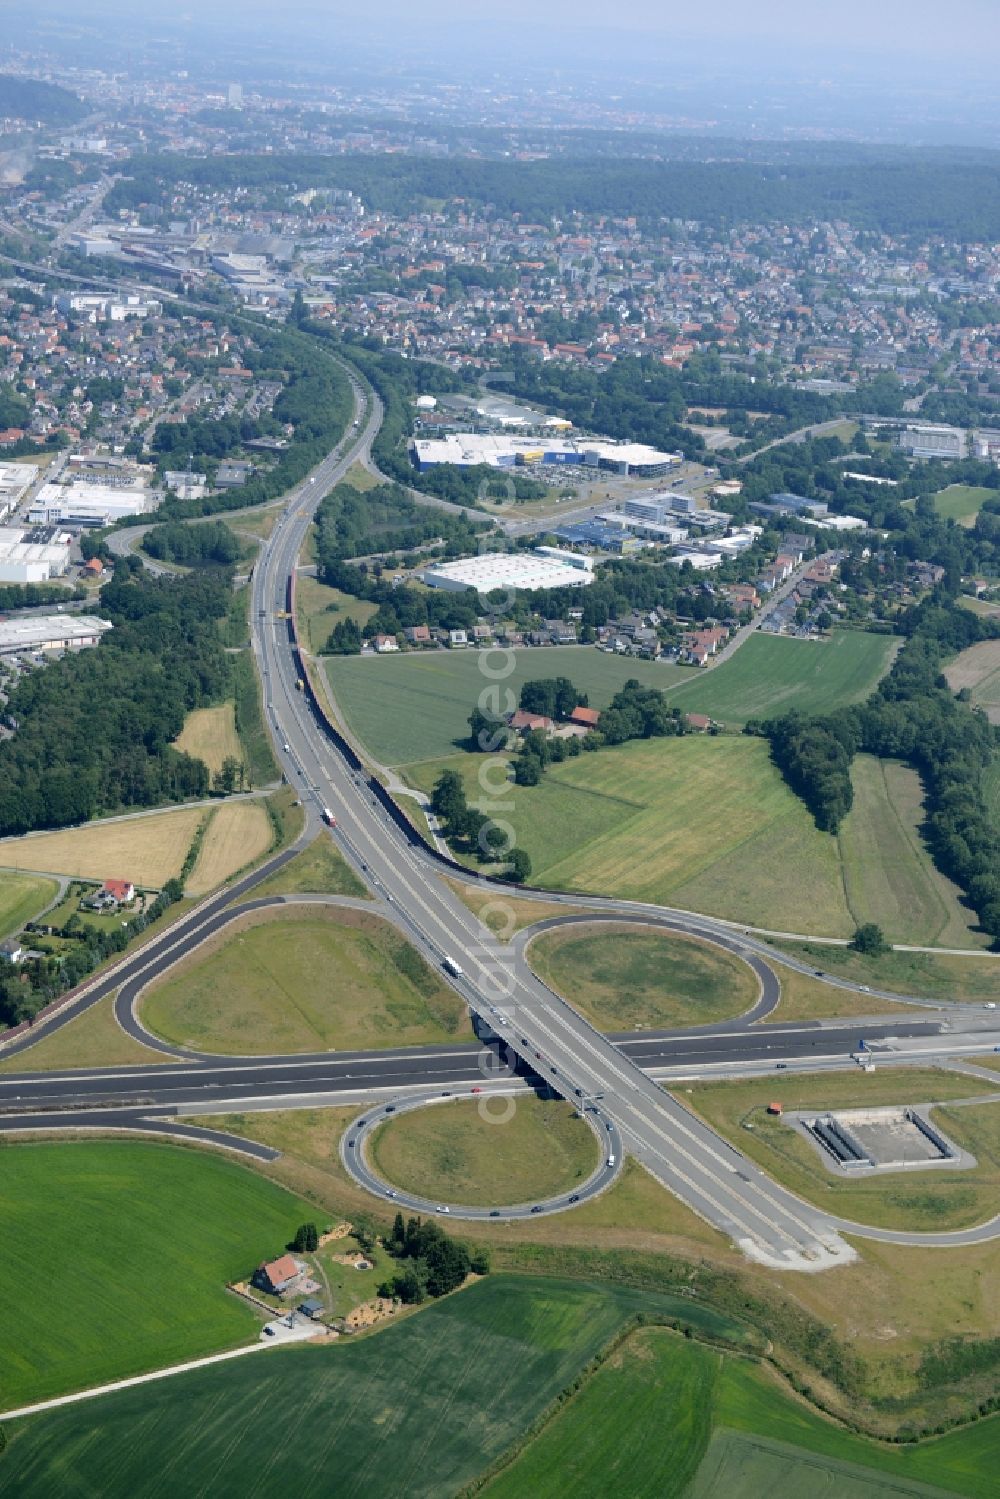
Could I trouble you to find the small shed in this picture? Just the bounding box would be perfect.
[298,1297,325,1320]
[767,1101,783,1116]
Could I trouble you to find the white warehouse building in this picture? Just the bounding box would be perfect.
[422,552,596,594]
[0,614,112,655]
[412,433,679,477]
[29,482,149,528]
[0,527,71,583]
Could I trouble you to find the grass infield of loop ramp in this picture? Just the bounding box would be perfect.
[525,921,760,1030]
[137,906,473,1054]
[368,1095,602,1208]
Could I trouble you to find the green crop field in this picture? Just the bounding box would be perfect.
[140,908,472,1053]
[664,630,897,726]
[485,1325,985,1499]
[837,756,985,948]
[527,923,758,1029]
[412,736,856,936]
[370,1096,600,1207]
[0,871,58,938]
[325,633,895,768]
[0,1277,752,1499]
[0,1141,316,1408]
[326,647,688,766]
[932,484,996,526]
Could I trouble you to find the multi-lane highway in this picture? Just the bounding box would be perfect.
[4,360,1000,1270]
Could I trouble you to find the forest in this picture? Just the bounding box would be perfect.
[142,520,247,568]
[0,74,85,125]
[0,561,232,837]
[106,152,1000,239]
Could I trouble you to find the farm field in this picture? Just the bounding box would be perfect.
[326,647,687,766]
[297,572,377,655]
[409,736,856,936]
[0,1140,314,1408]
[370,1096,600,1207]
[771,940,1000,1005]
[664,630,897,726]
[837,756,985,948]
[944,638,1000,724]
[0,871,58,937]
[931,484,996,526]
[248,833,369,900]
[0,1277,754,1498]
[486,1326,976,1499]
[185,799,273,896]
[0,994,167,1072]
[0,806,206,888]
[686,1070,999,1232]
[526,923,759,1029]
[139,906,473,1053]
[172,701,243,777]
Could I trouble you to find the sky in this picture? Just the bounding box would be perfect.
[228,0,998,62]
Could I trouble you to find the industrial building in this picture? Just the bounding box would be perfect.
[29,482,149,528]
[422,552,596,594]
[0,527,71,583]
[0,463,39,515]
[411,433,679,477]
[551,521,642,555]
[54,293,162,322]
[897,424,967,461]
[0,614,112,655]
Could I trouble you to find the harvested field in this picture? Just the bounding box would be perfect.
[0,806,206,888]
[173,701,243,777]
[944,638,1000,723]
[185,801,273,896]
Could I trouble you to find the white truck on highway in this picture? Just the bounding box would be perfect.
[442,956,464,978]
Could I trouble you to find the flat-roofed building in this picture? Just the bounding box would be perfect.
[0,614,112,654]
[422,552,595,594]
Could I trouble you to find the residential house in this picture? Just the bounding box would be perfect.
[252,1254,309,1297]
[682,626,728,666]
[373,633,399,653]
[404,624,432,646]
[0,937,24,962]
[685,713,714,732]
[448,629,468,648]
[101,879,135,906]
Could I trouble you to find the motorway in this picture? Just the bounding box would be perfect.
[3,360,1000,1270]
